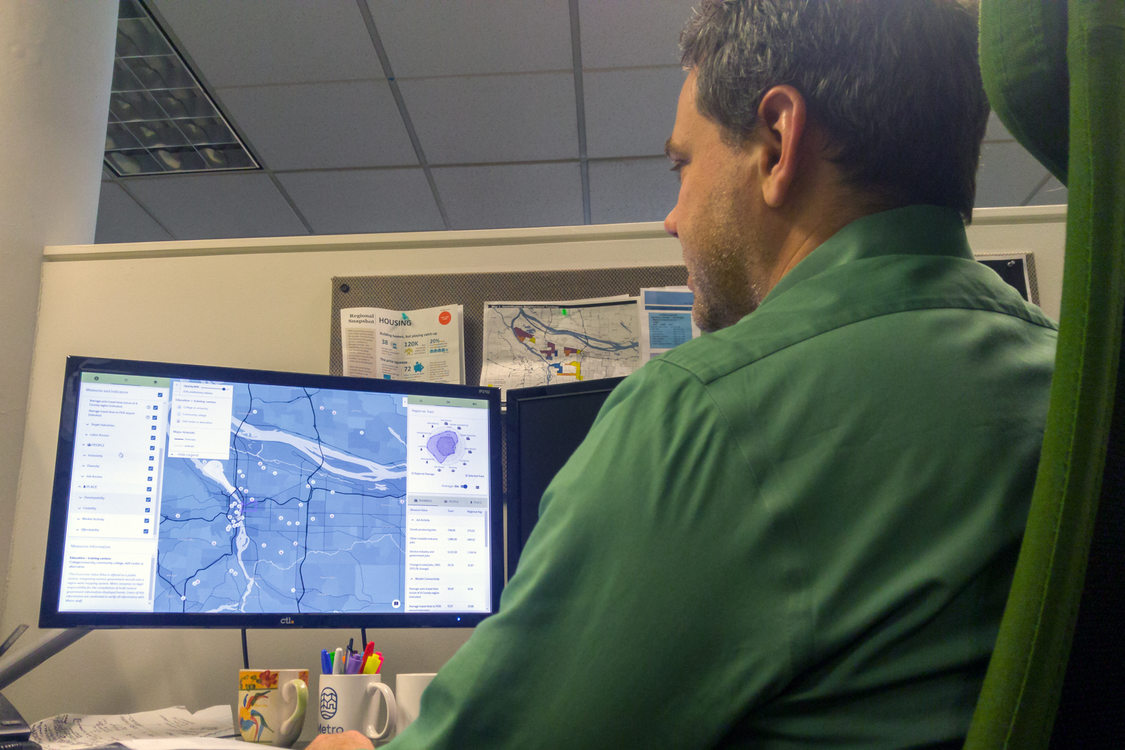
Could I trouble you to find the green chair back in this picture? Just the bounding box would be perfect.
[966,1,1125,747]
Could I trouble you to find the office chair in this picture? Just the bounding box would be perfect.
[964,1,1125,747]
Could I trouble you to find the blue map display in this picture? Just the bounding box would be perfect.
[154,383,408,614]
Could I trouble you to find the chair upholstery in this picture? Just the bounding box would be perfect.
[965,1,1125,747]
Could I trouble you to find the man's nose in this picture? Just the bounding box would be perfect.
[663,205,678,237]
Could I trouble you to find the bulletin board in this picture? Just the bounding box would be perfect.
[329,265,688,385]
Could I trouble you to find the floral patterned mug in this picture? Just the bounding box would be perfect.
[238,668,309,747]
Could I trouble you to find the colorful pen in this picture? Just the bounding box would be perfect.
[360,641,375,673]
[321,649,333,674]
[333,647,345,674]
[362,651,382,674]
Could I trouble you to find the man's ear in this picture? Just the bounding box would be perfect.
[755,85,808,208]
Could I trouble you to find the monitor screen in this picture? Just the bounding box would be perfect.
[40,356,503,629]
[504,377,623,578]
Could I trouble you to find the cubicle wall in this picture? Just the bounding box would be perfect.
[0,207,1065,728]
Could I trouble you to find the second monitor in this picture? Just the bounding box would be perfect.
[504,377,624,578]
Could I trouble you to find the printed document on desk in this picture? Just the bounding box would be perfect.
[481,295,641,396]
[31,705,237,750]
[341,304,465,384]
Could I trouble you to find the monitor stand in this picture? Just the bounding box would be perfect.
[0,628,91,691]
[0,690,32,742]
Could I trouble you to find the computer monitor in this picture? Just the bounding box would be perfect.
[503,377,624,578]
[39,356,503,629]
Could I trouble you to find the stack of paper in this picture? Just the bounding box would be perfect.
[31,705,243,750]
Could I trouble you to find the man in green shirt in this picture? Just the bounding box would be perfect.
[313,1,1056,746]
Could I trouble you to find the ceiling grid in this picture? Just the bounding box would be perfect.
[95,0,1066,243]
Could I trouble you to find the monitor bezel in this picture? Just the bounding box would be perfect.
[40,355,504,629]
[503,376,623,579]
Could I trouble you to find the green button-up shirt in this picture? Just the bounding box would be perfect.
[390,206,1058,748]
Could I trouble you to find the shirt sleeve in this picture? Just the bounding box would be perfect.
[386,361,805,748]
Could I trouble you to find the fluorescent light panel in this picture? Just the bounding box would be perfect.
[105,0,259,176]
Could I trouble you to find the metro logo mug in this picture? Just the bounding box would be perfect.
[238,668,309,747]
[318,673,397,743]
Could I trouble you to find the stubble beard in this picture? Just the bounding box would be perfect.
[688,198,775,334]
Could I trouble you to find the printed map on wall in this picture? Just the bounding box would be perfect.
[481,296,640,396]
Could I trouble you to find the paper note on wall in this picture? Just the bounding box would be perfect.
[639,287,700,361]
[341,305,465,384]
[481,295,640,396]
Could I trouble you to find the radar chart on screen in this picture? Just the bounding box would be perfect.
[407,408,489,496]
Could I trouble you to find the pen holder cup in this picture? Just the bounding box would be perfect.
[237,668,309,747]
[317,673,397,743]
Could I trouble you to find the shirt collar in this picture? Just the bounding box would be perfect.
[764,205,974,303]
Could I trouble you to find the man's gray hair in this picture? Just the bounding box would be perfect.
[680,0,989,221]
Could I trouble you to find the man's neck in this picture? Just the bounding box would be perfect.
[765,182,898,292]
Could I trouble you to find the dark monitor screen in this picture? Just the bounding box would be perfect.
[504,377,624,578]
[40,356,503,629]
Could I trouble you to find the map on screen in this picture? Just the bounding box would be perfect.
[51,364,495,622]
[157,383,411,613]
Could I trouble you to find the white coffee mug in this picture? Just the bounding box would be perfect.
[317,673,397,743]
[393,673,436,734]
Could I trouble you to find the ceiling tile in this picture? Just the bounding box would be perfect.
[95,182,174,243]
[368,0,572,77]
[589,158,678,225]
[125,173,309,240]
[432,163,583,230]
[976,141,1054,208]
[217,81,417,170]
[95,0,1072,242]
[150,0,383,86]
[400,74,577,164]
[277,169,445,234]
[584,68,683,158]
[579,0,690,69]
[1026,176,1068,206]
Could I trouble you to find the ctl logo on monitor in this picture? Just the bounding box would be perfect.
[320,688,339,720]
[278,616,295,625]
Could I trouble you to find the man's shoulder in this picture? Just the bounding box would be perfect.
[659,251,1056,384]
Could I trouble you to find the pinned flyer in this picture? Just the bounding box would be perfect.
[341,304,465,384]
[638,287,701,361]
[481,295,640,396]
